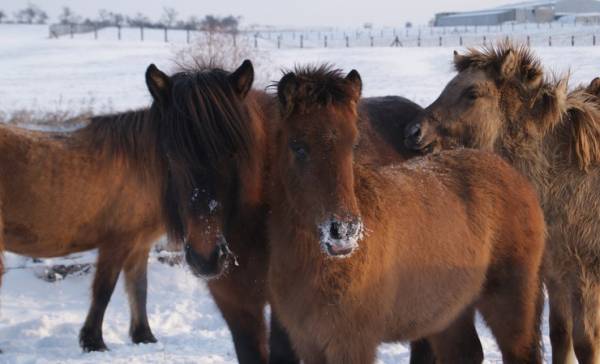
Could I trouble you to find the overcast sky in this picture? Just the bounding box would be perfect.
[3,0,516,27]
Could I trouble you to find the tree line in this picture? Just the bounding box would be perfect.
[0,4,240,32]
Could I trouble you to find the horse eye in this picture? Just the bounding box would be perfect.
[290,141,309,161]
[465,87,480,100]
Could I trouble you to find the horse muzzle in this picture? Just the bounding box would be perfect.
[184,235,232,279]
[319,215,364,258]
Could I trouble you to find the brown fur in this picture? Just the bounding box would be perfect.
[145,61,423,364]
[407,42,600,364]
[0,110,164,351]
[268,66,546,364]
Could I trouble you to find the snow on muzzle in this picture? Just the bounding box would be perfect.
[319,215,364,258]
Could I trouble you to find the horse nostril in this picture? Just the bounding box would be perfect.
[330,221,342,240]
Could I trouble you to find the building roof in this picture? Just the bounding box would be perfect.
[494,0,557,10]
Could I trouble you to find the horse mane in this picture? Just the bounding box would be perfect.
[157,66,255,242]
[563,88,600,170]
[161,67,253,170]
[275,64,358,115]
[77,109,162,181]
[454,42,544,86]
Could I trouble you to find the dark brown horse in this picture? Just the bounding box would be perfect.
[145,61,424,363]
[0,64,256,352]
[267,65,545,364]
[405,43,600,364]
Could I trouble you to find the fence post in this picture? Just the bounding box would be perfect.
[140,26,144,41]
[370,36,374,47]
[94,25,98,40]
[164,27,168,43]
[118,25,121,40]
[300,34,303,48]
[483,35,486,46]
[549,35,552,46]
[572,35,575,46]
[439,36,442,47]
[460,36,463,46]
[70,24,74,39]
[277,35,281,49]
[186,28,190,44]
[417,36,421,47]
[324,35,327,48]
[254,34,258,48]
[594,34,596,46]
[345,35,349,47]
[527,35,530,46]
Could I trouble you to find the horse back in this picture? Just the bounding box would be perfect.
[357,96,422,165]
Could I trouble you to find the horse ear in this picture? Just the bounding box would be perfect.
[499,50,517,80]
[146,64,171,105]
[588,77,600,96]
[346,70,362,101]
[277,72,298,111]
[453,50,465,64]
[229,60,254,98]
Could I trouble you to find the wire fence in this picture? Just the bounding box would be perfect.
[49,21,600,48]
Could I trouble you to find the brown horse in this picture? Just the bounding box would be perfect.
[0,64,257,352]
[405,43,600,364]
[145,61,424,363]
[267,65,545,364]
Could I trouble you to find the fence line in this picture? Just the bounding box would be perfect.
[49,22,600,48]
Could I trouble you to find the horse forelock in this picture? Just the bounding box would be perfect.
[276,64,358,115]
[155,68,256,243]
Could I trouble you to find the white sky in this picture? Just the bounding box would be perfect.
[2,0,519,27]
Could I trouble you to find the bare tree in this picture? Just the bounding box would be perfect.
[161,7,177,28]
[59,6,81,25]
[199,15,240,33]
[185,15,201,29]
[35,9,48,24]
[0,10,5,23]
[128,12,151,27]
[96,9,124,26]
[14,3,37,24]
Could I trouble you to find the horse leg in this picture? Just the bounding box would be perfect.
[427,306,483,364]
[478,264,543,364]
[209,282,268,364]
[269,310,299,364]
[571,281,600,364]
[79,245,127,352]
[547,277,575,364]
[410,339,436,364]
[123,243,156,345]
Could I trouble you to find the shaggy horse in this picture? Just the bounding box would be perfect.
[405,43,600,364]
[268,66,545,364]
[0,63,254,352]
[145,61,425,363]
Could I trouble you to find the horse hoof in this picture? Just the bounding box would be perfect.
[131,328,157,345]
[79,328,108,352]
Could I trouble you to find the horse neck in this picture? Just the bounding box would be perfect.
[498,106,561,204]
[234,90,272,212]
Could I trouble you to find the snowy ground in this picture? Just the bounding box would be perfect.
[1,23,600,363]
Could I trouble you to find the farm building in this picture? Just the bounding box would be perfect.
[434,0,600,26]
